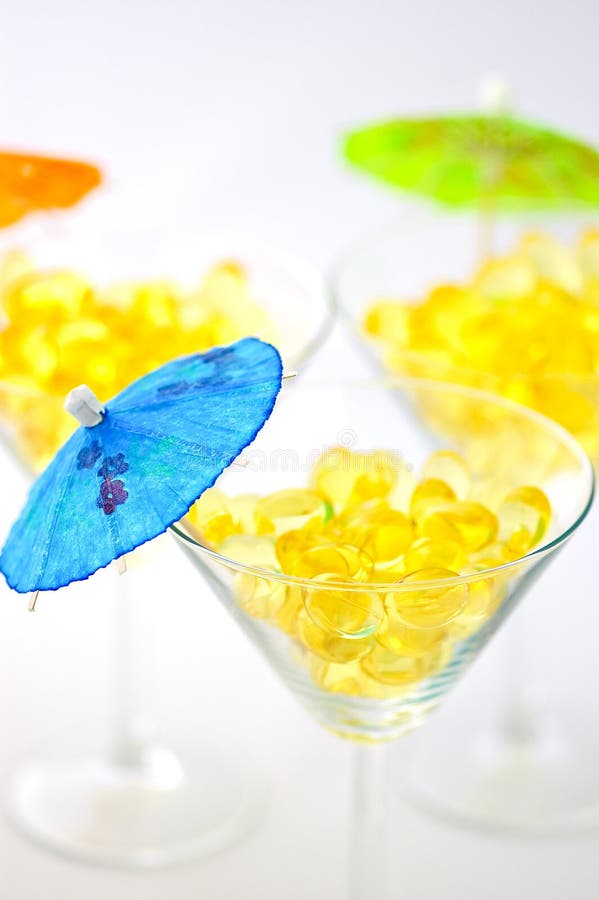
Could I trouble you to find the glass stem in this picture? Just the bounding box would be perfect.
[110,564,158,770]
[498,555,560,751]
[349,742,388,900]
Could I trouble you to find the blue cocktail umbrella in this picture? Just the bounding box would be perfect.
[0,337,283,593]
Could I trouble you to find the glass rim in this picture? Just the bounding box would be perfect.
[169,372,596,593]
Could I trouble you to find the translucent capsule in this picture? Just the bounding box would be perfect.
[361,641,447,687]
[291,544,351,579]
[199,261,250,311]
[496,485,551,556]
[363,300,409,342]
[450,560,510,639]
[255,488,328,535]
[387,568,468,629]
[4,270,91,320]
[409,478,456,521]
[19,328,59,382]
[535,381,595,434]
[187,488,240,546]
[307,655,363,696]
[420,502,498,553]
[361,511,414,572]
[275,528,322,574]
[387,465,418,513]
[227,494,260,534]
[473,256,538,302]
[131,282,179,329]
[303,577,385,638]
[519,232,583,295]
[234,572,286,620]
[422,450,471,499]
[403,536,467,573]
[336,544,375,581]
[218,534,279,570]
[577,229,599,283]
[376,612,448,657]
[340,506,414,573]
[296,608,374,663]
[311,447,396,511]
[275,585,304,636]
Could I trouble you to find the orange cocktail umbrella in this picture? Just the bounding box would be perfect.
[0,151,101,227]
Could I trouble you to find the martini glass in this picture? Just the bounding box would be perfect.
[170,375,593,897]
[331,215,599,833]
[0,228,332,867]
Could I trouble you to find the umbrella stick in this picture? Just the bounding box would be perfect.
[476,196,496,262]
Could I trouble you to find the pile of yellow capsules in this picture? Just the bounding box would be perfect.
[364,230,599,456]
[0,252,277,468]
[187,446,551,699]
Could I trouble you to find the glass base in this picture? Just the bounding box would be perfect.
[6,746,264,868]
[401,708,599,835]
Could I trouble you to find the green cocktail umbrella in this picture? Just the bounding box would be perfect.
[343,115,599,211]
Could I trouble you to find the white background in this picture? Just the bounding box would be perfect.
[1,1,599,897]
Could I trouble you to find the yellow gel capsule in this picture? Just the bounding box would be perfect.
[307,654,364,696]
[303,576,385,638]
[234,572,285,620]
[361,642,447,687]
[376,613,448,657]
[275,585,304,636]
[19,328,59,382]
[403,536,467,574]
[311,447,395,511]
[275,528,322,574]
[471,541,514,564]
[310,447,353,508]
[336,544,375,581]
[340,506,414,572]
[409,478,456,521]
[497,486,551,556]
[519,232,583,295]
[420,502,498,553]
[387,568,467,628]
[218,534,279,570]
[351,449,398,505]
[450,562,508,638]
[187,488,240,547]
[4,270,91,320]
[296,608,374,663]
[473,256,537,302]
[364,300,410,343]
[228,493,261,534]
[361,513,414,572]
[291,544,352,579]
[422,450,471,499]
[255,488,328,535]
[387,466,418,513]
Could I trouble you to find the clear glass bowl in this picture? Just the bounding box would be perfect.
[171,376,593,742]
[331,214,599,834]
[169,375,593,895]
[332,214,599,460]
[0,226,333,867]
[0,227,333,471]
